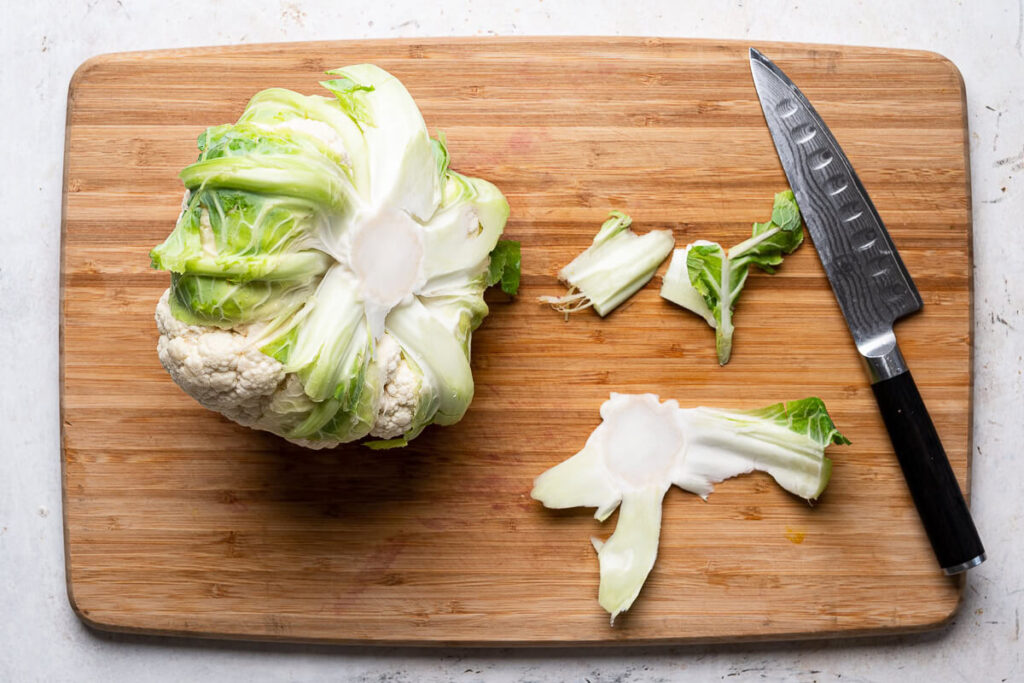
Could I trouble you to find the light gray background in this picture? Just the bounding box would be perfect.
[2,1,1021,681]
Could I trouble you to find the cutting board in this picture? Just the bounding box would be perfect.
[60,37,973,645]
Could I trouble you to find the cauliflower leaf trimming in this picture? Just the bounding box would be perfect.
[539,211,673,318]
[531,393,848,623]
[660,190,804,364]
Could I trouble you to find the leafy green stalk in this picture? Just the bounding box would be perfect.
[661,190,804,364]
[685,397,848,500]
[179,155,355,212]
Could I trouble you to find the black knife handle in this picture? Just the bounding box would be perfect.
[871,371,985,573]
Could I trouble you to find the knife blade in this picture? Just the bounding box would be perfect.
[749,47,985,574]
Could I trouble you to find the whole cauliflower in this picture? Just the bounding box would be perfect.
[150,65,516,448]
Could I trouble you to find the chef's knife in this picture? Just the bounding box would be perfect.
[749,47,985,574]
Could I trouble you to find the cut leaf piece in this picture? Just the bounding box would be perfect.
[539,211,674,317]
[659,190,804,364]
[596,487,664,623]
[531,392,848,623]
[675,397,849,500]
[531,432,623,522]
[659,244,717,328]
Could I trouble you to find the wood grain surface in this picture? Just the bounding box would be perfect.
[60,37,973,645]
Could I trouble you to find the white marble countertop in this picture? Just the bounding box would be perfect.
[2,1,1022,680]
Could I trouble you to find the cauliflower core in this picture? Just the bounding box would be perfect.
[156,289,420,446]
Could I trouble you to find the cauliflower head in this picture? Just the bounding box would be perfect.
[150,65,516,448]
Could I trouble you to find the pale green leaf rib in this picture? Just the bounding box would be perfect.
[541,212,674,317]
[238,88,371,195]
[384,296,474,426]
[319,76,375,128]
[659,247,716,327]
[420,176,510,283]
[531,443,623,522]
[596,486,666,625]
[179,154,355,213]
[279,265,370,403]
[155,251,332,282]
[593,210,633,245]
[676,399,846,500]
[329,65,441,221]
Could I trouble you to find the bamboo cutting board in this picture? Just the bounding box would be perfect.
[60,38,973,645]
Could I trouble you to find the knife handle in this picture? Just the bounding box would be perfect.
[871,370,985,574]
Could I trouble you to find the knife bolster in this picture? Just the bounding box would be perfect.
[863,339,908,384]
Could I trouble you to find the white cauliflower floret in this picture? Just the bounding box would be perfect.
[155,289,285,426]
[156,290,421,444]
[369,333,421,440]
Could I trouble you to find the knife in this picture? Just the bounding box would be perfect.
[749,48,985,574]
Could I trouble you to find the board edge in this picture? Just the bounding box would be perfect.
[56,35,980,69]
[68,601,962,648]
